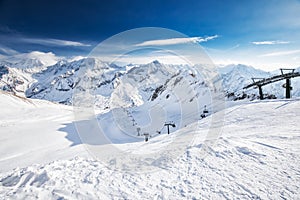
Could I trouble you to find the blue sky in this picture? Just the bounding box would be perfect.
[0,0,299,70]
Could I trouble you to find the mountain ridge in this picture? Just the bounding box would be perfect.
[1,56,300,104]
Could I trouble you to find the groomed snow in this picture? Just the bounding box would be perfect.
[0,92,300,199]
[0,91,88,172]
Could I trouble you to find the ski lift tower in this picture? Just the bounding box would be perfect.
[201,105,209,118]
[164,122,176,134]
[280,68,295,98]
[243,68,300,99]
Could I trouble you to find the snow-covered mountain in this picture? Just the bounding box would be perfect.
[1,57,300,105]
[219,64,270,93]
[1,58,210,106]
[0,62,39,97]
[0,52,59,97]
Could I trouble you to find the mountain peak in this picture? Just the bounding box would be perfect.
[152,60,160,65]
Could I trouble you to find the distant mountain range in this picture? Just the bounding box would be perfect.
[1,55,300,107]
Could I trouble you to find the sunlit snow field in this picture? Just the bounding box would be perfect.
[0,91,299,199]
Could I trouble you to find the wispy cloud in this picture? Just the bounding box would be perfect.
[135,35,218,46]
[252,40,290,45]
[260,50,300,57]
[21,38,91,47]
[0,45,19,55]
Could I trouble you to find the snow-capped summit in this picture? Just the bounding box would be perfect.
[220,64,270,94]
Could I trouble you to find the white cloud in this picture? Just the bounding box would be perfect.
[22,38,91,47]
[0,45,19,55]
[68,55,87,62]
[24,51,62,66]
[252,40,290,45]
[2,51,63,66]
[260,50,300,57]
[135,35,218,46]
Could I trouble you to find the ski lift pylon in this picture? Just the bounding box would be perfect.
[203,105,208,114]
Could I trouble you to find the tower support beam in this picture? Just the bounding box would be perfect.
[286,78,291,98]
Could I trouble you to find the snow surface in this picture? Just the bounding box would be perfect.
[0,91,88,172]
[1,57,300,198]
[0,90,299,199]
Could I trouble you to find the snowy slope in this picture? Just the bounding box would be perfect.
[0,91,87,172]
[1,54,300,199]
[0,90,299,199]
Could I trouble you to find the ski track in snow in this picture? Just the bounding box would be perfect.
[0,91,300,199]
